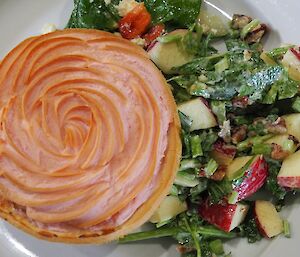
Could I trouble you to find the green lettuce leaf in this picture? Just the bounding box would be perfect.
[144,0,202,27]
[67,0,119,31]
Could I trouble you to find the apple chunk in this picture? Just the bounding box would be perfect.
[226,155,268,202]
[199,199,249,232]
[282,48,300,81]
[255,200,283,238]
[148,29,194,74]
[226,156,252,180]
[265,134,298,155]
[149,196,187,223]
[278,150,300,188]
[178,98,217,131]
[210,140,236,166]
[282,113,300,142]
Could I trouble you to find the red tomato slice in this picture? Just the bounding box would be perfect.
[118,4,151,40]
[143,24,165,46]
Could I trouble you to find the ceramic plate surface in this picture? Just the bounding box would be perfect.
[0,0,300,256]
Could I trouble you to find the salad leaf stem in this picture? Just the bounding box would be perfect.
[240,19,260,39]
[283,220,291,238]
[120,225,237,243]
[119,227,179,243]
[183,216,202,257]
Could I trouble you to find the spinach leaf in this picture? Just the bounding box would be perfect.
[265,158,287,200]
[179,111,193,132]
[190,79,238,100]
[67,0,119,31]
[190,180,208,203]
[180,29,202,55]
[292,96,300,112]
[226,39,250,52]
[173,54,225,74]
[191,135,204,158]
[267,47,290,61]
[239,217,262,243]
[226,39,264,71]
[169,75,198,89]
[144,0,202,27]
[182,130,192,158]
[239,66,284,101]
[199,130,218,152]
[208,179,232,204]
[262,74,298,104]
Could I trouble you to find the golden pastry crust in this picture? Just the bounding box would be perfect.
[0,29,181,243]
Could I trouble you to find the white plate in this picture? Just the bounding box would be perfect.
[0,0,300,256]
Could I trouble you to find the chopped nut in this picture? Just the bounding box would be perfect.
[232,14,252,29]
[289,135,299,145]
[245,24,267,44]
[232,125,247,144]
[267,117,287,134]
[232,96,249,108]
[271,144,290,160]
[176,245,193,254]
[210,166,226,181]
[244,50,252,61]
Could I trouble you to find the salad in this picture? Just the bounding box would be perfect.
[66,0,300,256]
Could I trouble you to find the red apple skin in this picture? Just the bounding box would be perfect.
[254,214,269,238]
[233,155,268,201]
[199,199,236,232]
[198,199,248,232]
[254,200,283,238]
[277,177,300,188]
[277,150,300,188]
[211,140,236,166]
[146,39,158,52]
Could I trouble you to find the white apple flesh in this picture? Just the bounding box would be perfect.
[149,196,187,224]
[255,200,283,238]
[226,155,268,202]
[148,29,194,74]
[178,98,217,131]
[226,156,253,180]
[210,141,236,166]
[278,150,300,188]
[199,199,249,232]
[282,48,300,81]
[265,134,297,155]
[282,113,300,142]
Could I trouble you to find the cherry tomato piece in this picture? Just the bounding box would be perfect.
[118,4,151,40]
